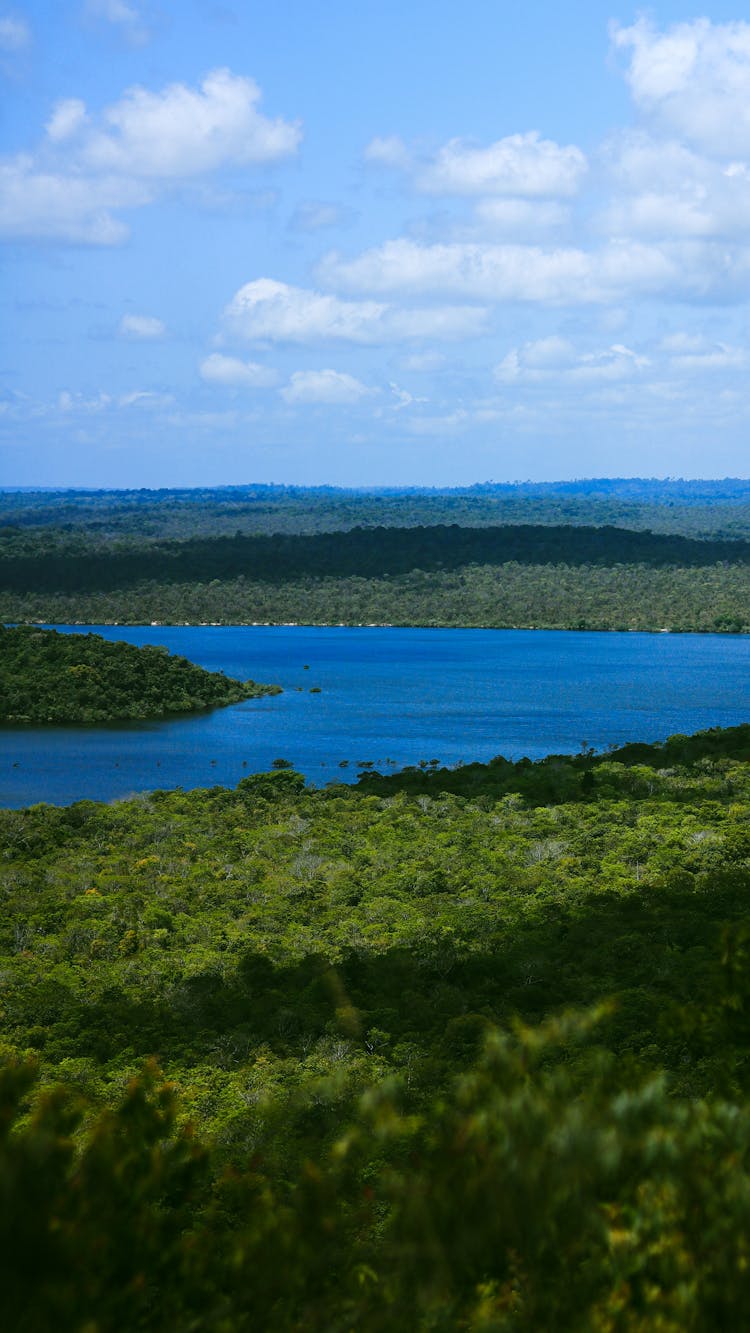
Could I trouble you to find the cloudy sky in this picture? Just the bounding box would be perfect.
[3,1,750,486]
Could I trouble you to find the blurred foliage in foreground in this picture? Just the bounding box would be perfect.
[5,725,750,1324]
[6,1007,750,1332]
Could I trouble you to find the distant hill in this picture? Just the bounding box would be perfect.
[3,478,750,542]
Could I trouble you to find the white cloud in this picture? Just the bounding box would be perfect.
[281,369,375,405]
[46,99,88,143]
[0,14,29,49]
[118,313,165,339]
[319,238,601,302]
[473,198,570,232]
[496,340,650,385]
[0,68,300,245]
[223,278,488,344]
[199,353,278,387]
[659,332,747,371]
[0,156,149,243]
[319,235,750,305]
[495,332,748,397]
[613,18,750,157]
[601,131,750,240]
[82,68,300,177]
[417,132,587,197]
[364,130,586,200]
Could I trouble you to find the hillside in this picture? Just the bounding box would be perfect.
[4,725,750,1325]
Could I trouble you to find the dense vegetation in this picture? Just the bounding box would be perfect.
[6,725,750,1325]
[5,478,750,540]
[3,524,750,593]
[4,480,750,631]
[0,626,280,724]
[2,522,750,632]
[4,561,749,633]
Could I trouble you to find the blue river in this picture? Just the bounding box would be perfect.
[1,625,749,808]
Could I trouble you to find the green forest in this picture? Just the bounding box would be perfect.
[0,626,280,724]
[6,725,750,1327]
[5,478,750,541]
[4,481,750,632]
[2,521,750,632]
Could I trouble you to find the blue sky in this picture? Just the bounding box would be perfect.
[3,2,750,487]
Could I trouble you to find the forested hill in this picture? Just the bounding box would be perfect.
[7,721,750,1325]
[2,523,750,594]
[0,626,280,723]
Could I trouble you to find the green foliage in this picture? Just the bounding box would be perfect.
[5,723,750,1323]
[0,625,280,723]
[6,1013,750,1329]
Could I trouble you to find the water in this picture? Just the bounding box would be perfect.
[1,626,749,808]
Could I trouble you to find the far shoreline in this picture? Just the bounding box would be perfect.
[16,620,750,637]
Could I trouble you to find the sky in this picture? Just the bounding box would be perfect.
[3,2,750,488]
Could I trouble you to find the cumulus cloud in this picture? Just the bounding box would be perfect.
[0,68,300,244]
[601,132,750,240]
[319,235,750,305]
[613,18,750,157]
[417,132,587,197]
[281,369,375,404]
[199,353,278,387]
[0,156,149,243]
[82,68,300,177]
[364,130,586,199]
[0,14,29,49]
[318,238,598,302]
[118,313,165,339]
[223,278,488,344]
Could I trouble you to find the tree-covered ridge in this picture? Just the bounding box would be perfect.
[3,559,749,633]
[2,523,750,596]
[5,726,750,1324]
[0,625,280,724]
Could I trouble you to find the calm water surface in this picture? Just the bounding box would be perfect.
[2,625,749,808]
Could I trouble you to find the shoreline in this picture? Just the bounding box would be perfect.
[19,619,749,636]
